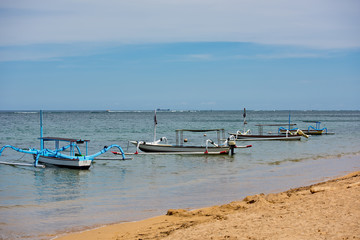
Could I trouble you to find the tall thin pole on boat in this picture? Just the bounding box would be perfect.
[288,111,291,130]
[243,108,247,133]
[153,109,157,142]
[40,110,43,150]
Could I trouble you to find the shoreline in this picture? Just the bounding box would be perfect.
[54,170,360,240]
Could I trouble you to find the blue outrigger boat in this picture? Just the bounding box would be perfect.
[229,108,308,141]
[0,111,130,169]
[279,121,334,135]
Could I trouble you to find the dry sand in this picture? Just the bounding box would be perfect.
[55,171,360,240]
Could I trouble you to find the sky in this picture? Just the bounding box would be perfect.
[0,0,359,110]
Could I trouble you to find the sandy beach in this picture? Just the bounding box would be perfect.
[54,170,360,240]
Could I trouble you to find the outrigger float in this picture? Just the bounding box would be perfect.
[0,111,131,169]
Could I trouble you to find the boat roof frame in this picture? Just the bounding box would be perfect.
[39,137,90,143]
[255,124,297,127]
[39,137,90,156]
[175,128,225,132]
[175,129,225,146]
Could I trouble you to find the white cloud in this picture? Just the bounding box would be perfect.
[0,43,114,62]
[171,54,214,62]
[233,53,331,60]
[0,0,359,49]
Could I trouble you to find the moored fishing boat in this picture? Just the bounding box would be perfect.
[229,130,303,141]
[229,108,308,141]
[129,129,246,155]
[120,110,251,155]
[279,121,335,135]
[0,111,130,169]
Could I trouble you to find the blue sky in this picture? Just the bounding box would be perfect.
[0,0,359,110]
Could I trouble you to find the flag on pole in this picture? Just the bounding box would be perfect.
[154,110,157,125]
[243,108,247,126]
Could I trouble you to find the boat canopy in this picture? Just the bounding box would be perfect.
[175,129,225,146]
[302,121,328,133]
[254,124,297,135]
[39,136,90,156]
[39,137,90,143]
[254,124,297,127]
[303,121,322,129]
[175,129,225,132]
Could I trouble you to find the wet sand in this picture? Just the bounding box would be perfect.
[55,170,360,240]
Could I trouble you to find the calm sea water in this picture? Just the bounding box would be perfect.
[0,110,359,239]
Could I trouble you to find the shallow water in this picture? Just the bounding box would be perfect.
[0,110,359,239]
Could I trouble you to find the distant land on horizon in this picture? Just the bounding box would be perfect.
[1,109,359,113]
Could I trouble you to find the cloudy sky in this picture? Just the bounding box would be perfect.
[0,0,359,110]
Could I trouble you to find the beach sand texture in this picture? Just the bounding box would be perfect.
[56,171,360,240]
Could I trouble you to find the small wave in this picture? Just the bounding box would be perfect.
[268,151,360,166]
[14,112,37,114]
[0,204,40,209]
[106,110,147,113]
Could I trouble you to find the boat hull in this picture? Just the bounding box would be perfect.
[279,129,327,135]
[229,133,301,141]
[134,142,230,154]
[36,156,92,169]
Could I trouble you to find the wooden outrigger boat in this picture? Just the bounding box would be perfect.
[229,108,308,141]
[0,111,130,169]
[229,124,304,141]
[129,129,250,155]
[279,121,335,135]
[116,110,251,155]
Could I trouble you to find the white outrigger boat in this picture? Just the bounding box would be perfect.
[0,111,130,169]
[129,129,249,155]
[229,124,306,141]
[116,110,251,156]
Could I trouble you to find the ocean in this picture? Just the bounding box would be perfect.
[0,110,359,239]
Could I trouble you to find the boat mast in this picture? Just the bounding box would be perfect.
[288,111,291,130]
[243,108,247,133]
[40,110,43,150]
[153,109,157,142]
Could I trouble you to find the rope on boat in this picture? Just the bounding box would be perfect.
[16,153,27,161]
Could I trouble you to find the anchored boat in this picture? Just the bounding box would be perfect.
[229,125,304,141]
[119,110,251,155]
[129,129,249,155]
[0,111,130,169]
[279,121,335,135]
[229,108,308,141]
